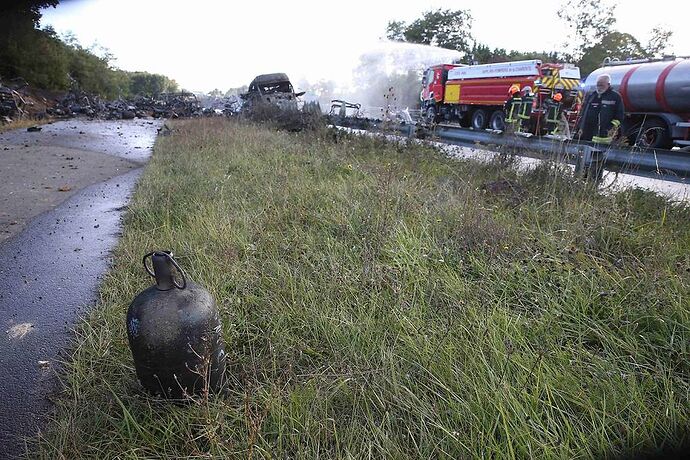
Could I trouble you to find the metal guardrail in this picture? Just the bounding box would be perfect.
[328,115,690,183]
[430,124,690,183]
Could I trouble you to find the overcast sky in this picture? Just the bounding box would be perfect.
[41,0,689,92]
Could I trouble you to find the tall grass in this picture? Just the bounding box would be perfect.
[34,118,690,459]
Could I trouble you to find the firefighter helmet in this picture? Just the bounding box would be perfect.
[553,93,563,102]
[521,86,532,95]
[508,84,520,95]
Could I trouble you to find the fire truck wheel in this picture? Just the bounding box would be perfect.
[471,109,488,130]
[425,106,437,124]
[489,110,506,131]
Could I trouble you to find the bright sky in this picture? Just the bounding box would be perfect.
[41,0,689,92]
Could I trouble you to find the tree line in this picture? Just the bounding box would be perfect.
[386,0,673,75]
[0,0,178,98]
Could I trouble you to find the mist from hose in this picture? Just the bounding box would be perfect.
[297,40,463,116]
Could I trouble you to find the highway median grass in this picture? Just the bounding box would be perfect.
[35,118,690,458]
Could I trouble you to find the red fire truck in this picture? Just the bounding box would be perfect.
[421,60,581,132]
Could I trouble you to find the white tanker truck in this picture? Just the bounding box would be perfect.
[583,57,690,150]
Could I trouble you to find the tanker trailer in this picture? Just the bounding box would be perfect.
[583,57,690,149]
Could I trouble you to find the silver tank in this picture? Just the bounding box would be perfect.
[583,59,690,113]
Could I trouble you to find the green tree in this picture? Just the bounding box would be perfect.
[557,0,617,60]
[0,0,59,26]
[128,72,178,96]
[578,31,648,74]
[646,25,673,58]
[469,44,567,65]
[386,9,474,57]
[387,10,569,66]
[385,21,407,42]
[468,43,495,64]
[557,0,677,75]
[0,0,179,99]
[0,1,60,81]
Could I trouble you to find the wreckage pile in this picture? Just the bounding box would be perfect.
[0,76,206,123]
[47,90,204,119]
[1,71,324,125]
[197,94,244,117]
[0,78,30,123]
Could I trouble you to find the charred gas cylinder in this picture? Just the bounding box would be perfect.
[126,251,226,399]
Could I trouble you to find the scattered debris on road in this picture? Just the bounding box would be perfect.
[6,323,34,340]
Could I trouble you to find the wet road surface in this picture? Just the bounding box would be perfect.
[0,119,157,163]
[1,119,159,243]
[0,119,160,457]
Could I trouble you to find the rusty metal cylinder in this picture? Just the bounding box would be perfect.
[126,251,226,399]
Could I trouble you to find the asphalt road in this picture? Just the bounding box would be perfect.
[0,119,158,243]
[0,119,161,457]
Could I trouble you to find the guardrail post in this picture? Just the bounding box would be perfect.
[574,146,604,184]
[403,123,416,138]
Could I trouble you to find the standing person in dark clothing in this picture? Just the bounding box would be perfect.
[544,91,564,135]
[518,86,534,132]
[575,74,625,144]
[504,84,522,131]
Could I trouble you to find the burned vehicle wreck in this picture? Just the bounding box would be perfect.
[242,73,305,111]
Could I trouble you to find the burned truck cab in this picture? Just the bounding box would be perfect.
[243,73,303,111]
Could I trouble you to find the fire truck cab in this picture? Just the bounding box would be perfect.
[420,64,464,119]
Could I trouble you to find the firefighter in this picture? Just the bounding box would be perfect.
[504,84,522,130]
[517,86,534,132]
[544,92,563,135]
[575,74,624,144]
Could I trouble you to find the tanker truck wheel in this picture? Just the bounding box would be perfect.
[471,109,488,130]
[489,110,506,131]
[631,118,672,150]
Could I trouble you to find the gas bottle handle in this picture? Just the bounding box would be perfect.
[142,251,187,290]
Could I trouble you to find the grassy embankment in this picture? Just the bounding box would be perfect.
[36,118,689,458]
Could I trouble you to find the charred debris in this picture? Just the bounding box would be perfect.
[0,72,322,125]
[0,76,206,122]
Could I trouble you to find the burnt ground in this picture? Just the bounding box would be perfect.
[0,119,161,457]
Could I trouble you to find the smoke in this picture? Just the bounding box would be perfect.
[297,40,463,115]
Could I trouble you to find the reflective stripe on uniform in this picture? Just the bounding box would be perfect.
[506,98,521,123]
[546,104,561,123]
[518,98,533,120]
[592,136,612,144]
[546,103,562,134]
